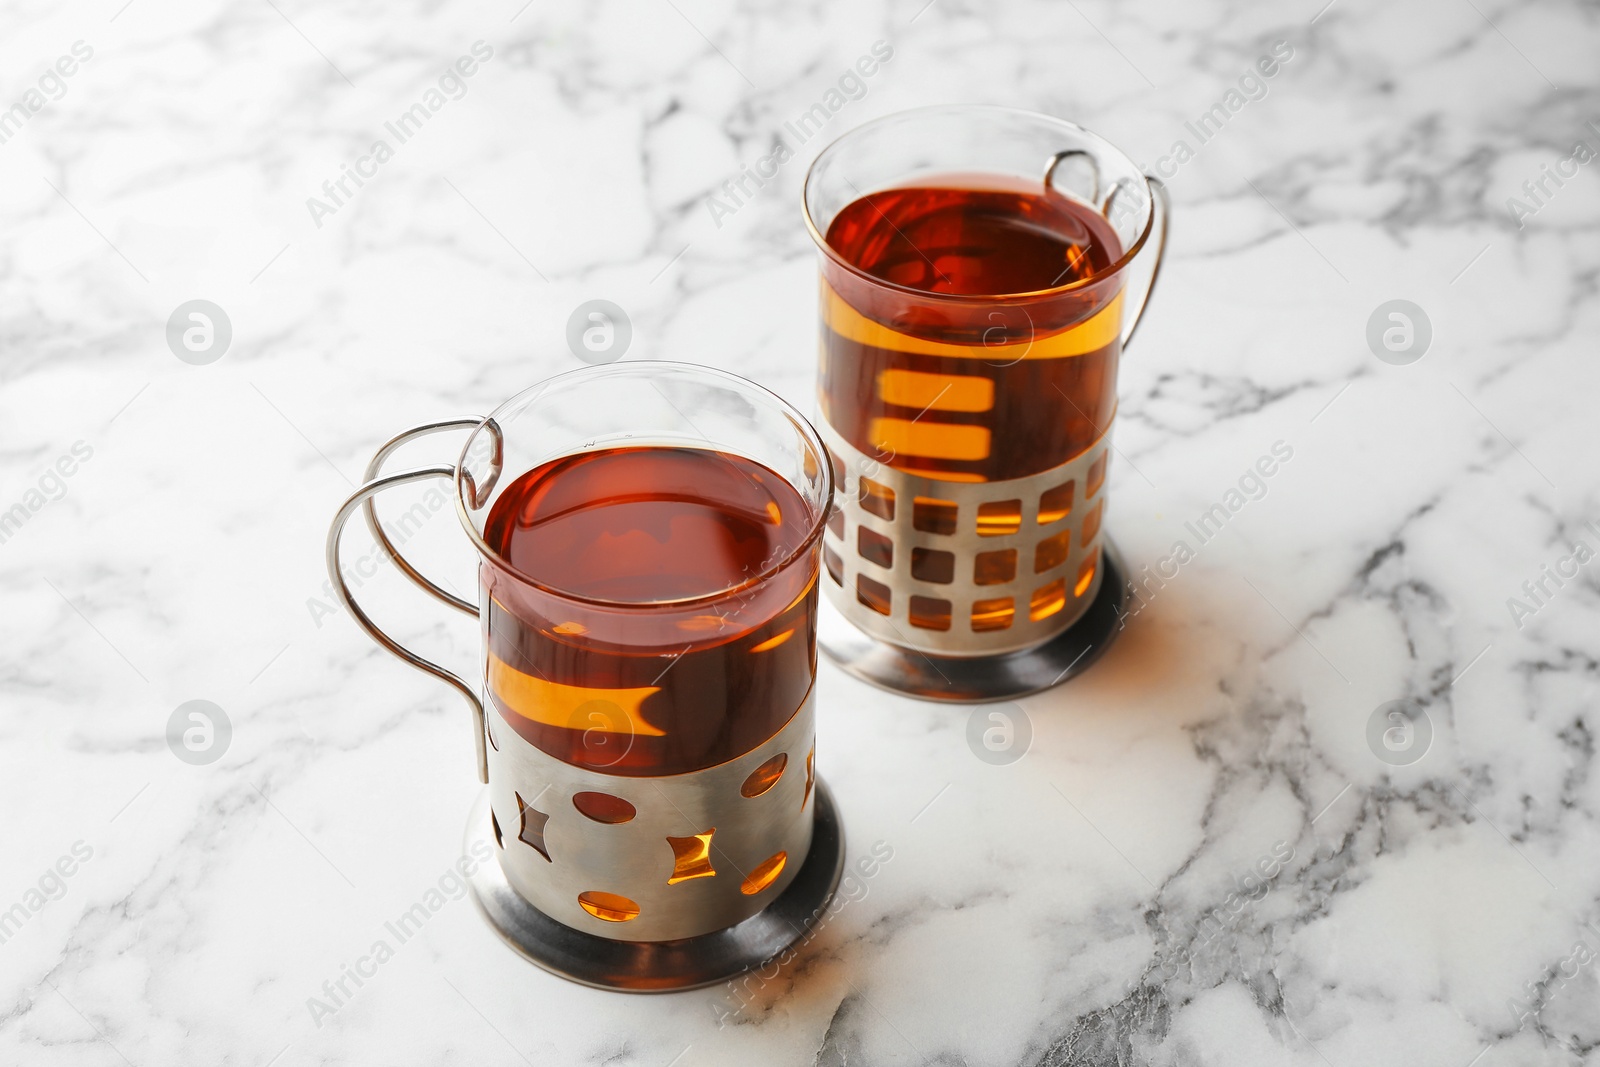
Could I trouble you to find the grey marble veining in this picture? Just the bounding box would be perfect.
[2,0,1599,1064]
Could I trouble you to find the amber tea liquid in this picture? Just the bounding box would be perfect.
[821,174,1125,484]
[480,446,818,777]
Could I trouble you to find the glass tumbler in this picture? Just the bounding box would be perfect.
[326,361,844,990]
[803,105,1169,700]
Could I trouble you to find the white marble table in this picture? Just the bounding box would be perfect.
[4,0,1598,1063]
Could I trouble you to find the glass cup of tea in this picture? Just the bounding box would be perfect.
[802,104,1169,701]
[325,361,845,990]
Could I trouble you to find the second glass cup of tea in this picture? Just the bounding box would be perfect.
[326,362,843,990]
[802,104,1169,700]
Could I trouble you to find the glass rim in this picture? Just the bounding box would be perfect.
[451,359,834,610]
[801,103,1160,303]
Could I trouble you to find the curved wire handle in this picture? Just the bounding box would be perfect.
[326,419,491,783]
[1043,153,1170,351]
[1118,175,1170,349]
[361,418,493,616]
[1044,149,1101,204]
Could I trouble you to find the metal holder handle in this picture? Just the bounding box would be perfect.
[1120,174,1169,349]
[325,418,491,783]
[1044,148,1101,203]
[1043,151,1169,352]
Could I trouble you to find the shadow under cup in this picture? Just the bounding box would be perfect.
[456,363,833,941]
[803,106,1165,659]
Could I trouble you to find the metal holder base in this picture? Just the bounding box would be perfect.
[464,780,846,992]
[820,539,1128,703]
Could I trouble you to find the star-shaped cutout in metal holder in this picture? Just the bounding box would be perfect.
[516,791,551,862]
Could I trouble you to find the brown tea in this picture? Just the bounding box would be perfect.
[479,446,818,777]
[820,174,1125,483]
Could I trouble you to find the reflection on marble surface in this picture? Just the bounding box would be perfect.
[2,0,1599,1063]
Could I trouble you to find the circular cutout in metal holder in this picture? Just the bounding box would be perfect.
[820,540,1128,703]
[464,781,846,992]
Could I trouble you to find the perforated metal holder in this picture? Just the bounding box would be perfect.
[816,425,1127,702]
[464,780,844,992]
[819,544,1126,702]
[323,364,850,993]
[463,684,846,991]
[801,107,1169,704]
